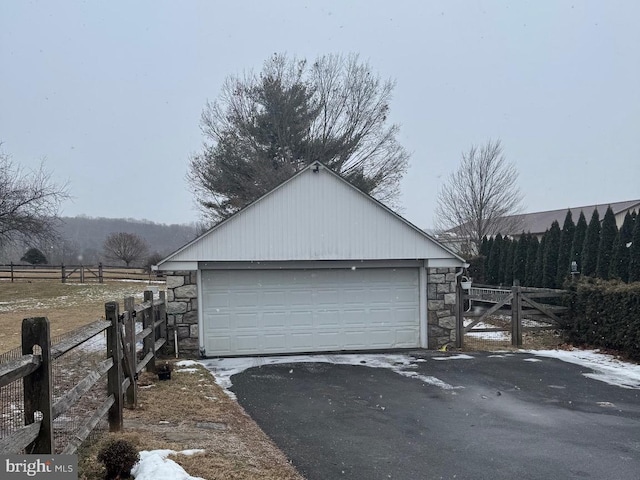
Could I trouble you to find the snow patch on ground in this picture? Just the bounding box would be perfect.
[463,320,510,341]
[432,354,474,361]
[200,353,464,398]
[175,368,199,373]
[523,358,542,362]
[132,449,205,480]
[523,349,640,389]
[176,360,199,367]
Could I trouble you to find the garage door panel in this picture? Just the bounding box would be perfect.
[342,309,367,326]
[236,313,259,329]
[289,311,314,327]
[206,292,230,307]
[236,335,260,352]
[394,287,419,303]
[316,331,342,348]
[261,312,287,330]
[315,289,340,305]
[395,328,420,346]
[262,334,287,351]
[316,310,341,327]
[233,291,260,308]
[289,290,314,306]
[289,332,314,349]
[262,290,287,307]
[205,314,231,330]
[342,289,368,304]
[202,268,419,356]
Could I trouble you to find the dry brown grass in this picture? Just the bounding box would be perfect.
[1,280,302,480]
[78,361,303,480]
[0,281,159,352]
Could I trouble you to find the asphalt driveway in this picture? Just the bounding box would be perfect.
[215,351,640,480]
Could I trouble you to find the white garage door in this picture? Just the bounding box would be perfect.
[201,268,420,356]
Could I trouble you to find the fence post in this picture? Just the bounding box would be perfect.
[22,317,53,454]
[80,265,84,284]
[143,290,156,373]
[10,262,14,283]
[61,264,66,284]
[123,296,137,408]
[106,302,123,432]
[511,281,522,347]
[98,262,103,284]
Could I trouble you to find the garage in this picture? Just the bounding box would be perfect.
[201,268,420,355]
[156,161,466,356]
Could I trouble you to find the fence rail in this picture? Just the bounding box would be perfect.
[0,291,167,454]
[0,263,165,283]
[457,282,570,349]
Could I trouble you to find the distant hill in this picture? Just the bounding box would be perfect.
[0,216,199,265]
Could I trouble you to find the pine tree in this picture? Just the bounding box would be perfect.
[570,211,588,273]
[479,236,490,258]
[542,221,561,288]
[487,234,503,285]
[629,213,640,282]
[483,237,494,279]
[610,211,635,281]
[556,210,575,287]
[20,248,48,265]
[513,233,528,285]
[596,206,618,279]
[524,234,539,286]
[581,209,601,277]
[502,238,515,285]
[534,232,547,287]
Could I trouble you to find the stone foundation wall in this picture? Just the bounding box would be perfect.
[426,267,458,349]
[165,271,199,357]
[165,267,460,355]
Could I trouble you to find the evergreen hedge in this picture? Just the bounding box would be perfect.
[565,279,640,361]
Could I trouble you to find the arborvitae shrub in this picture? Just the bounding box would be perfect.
[566,278,640,360]
[97,438,140,480]
[596,206,618,279]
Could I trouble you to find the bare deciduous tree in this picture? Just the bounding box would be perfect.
[103,232,149,267]
[188,53,409,223]
[434,140,524,255]
[0,149,70,248]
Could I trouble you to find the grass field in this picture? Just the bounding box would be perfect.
[0,280,162,353]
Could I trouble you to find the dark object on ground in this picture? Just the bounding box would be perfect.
[97,438,140,480]
[157,361,172,380]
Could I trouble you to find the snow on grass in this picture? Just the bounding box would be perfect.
[200,353,465,398]
[175,368,199,373]
[132,449,205,480]
[176,360,199,367]
[463,320,510,341]
[523,349,640,389]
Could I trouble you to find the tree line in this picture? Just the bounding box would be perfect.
[468,206,640,287]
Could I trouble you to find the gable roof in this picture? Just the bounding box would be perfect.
[157,162,465,269]
[506,199,640,235]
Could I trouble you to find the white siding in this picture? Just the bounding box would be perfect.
[162,166,463,265]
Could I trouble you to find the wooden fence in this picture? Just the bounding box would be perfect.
[0,263,165,283]
[456,282,570,348]
[0,291,166,454]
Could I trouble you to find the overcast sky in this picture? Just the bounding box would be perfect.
[1,1,638,228]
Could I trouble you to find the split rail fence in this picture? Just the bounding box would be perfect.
[0,263,165,283]
[456,281,570,348]
[0,291,167,454]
